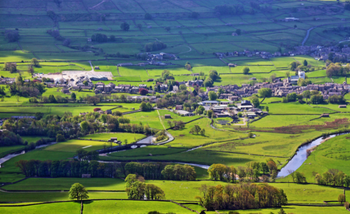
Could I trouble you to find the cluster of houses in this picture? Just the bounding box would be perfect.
[296,44,350,62]
[205,79,349,100]
[174,100,267,120]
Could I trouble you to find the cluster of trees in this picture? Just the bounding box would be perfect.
[46,29,65,41]
[16,159,118,178]
[297,78,311,86]
[289,171,307,183]
[208,160,278,182]
[161,164,196,181]
[154,130,167,141]
[314,169,350,187]
[3,62,17,73]
[0,130,23,146]
[166,120,185,130]
[125,174,165,200]
[214,5,245,16]
[123,162,197,181]
[195,183,287,211]
[5,30,20,42]
[328,95,346,104]
[91,33,121,43]
[189,125,205,136]
[155,90,201,109]
[139,101,153,111]
[120,22,130,31]
[144,41,167,52]
[204,70,220,87]
[76,149,99,161]
[326,63,350,77]
[7,76,45,97]
[289,61,314,73]
[2,110,145,142]
[119,123,156,135]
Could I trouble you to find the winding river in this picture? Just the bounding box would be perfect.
[277,132,350,178]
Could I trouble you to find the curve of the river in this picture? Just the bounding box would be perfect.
[277,132,349,178]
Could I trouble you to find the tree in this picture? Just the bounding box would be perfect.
[80,121,89,133]
[145,13,152,20]
[120,22,130,31]
[207,110,214,118]
[258,88,272,103]
[302,90,311,101]
[28,66,34,75]
[5,30,20,42]
[209,70,219,81]
[31,58,40,67]
[338,194,346,204]
[190,125,201,135]
[204,77,213,87]
[179,84,187,91]
[208,91,217,100]
[165,27,171,32]
[243,67,250,74]
[251,97,260,108]
[289,61,301,71]
[303,60,308,66]
[236,29,241,35]
[56,134,65,142]
[139,88,149,95]
[69,183,89,202]
[48,95,57,103]
[185,62,192,71]
[87,96,100,105]
[71,92,76,101]
[200,129,205,136]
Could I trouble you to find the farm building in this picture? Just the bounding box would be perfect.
[339,105,347,108]
[164,114,172,119]
[320,113,329,117]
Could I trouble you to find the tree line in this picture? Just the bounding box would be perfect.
[124,162,196,181]
[1,110,157,144]
[195,183,287,211]
[314,169,350,187]
[144,41,167,52]
[208,160,278,183]
[16,160,196,181]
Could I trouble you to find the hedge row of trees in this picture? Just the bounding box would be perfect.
[124,162,196,181]
[314,169,350,187]
[195,183,287,211]
[144,41,167,52]
[161,164,196,181]
[16,160,119,178]
[208,160,278,182]
[16,160,197,181]
[0,130,23,146]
